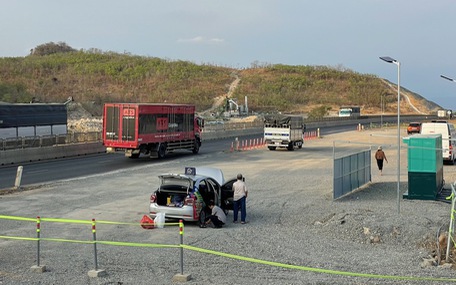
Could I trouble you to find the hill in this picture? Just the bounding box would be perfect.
[0,47,442,120]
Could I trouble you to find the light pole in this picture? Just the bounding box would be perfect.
[441,75,456,119]
[380,94,384,128]
[380,56,401,214]
[441,74,456,261]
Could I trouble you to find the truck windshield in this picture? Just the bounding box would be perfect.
[339,109,352,116]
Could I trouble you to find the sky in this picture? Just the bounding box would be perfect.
[2,0,456,110]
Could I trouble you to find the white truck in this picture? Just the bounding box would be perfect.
[264,114,305,151]
[420,121,456,164]
[437,109,447,118]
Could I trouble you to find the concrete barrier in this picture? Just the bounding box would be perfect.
[0,142,106,166]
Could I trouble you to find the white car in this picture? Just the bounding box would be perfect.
[149,167,237,223]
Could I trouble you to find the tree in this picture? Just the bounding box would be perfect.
[31,42,76,56]
[308,106,331,120]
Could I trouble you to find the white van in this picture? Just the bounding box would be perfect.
[420,121,456,164]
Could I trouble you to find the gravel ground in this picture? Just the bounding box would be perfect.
[1,128,456,285]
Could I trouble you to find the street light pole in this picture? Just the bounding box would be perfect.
[380,56,401,214]
[380,94,383,128]
[441,75,456,120]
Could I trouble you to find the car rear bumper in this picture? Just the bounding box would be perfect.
[149,204,197,222]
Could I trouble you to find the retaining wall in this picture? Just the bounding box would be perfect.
[0,142,106,166]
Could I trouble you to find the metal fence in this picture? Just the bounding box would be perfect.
[333,149,372,199]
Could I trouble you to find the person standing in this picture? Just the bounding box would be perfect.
[232,173,248,224]
[375,146,388,175]
[203,200,226,228]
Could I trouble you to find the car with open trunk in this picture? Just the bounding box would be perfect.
[149,167,237,224]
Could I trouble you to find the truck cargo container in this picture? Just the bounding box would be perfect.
[103,103,203,159]
[263,114,305,151]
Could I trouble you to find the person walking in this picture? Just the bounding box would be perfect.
[375,146,388,175]
[232,173,248,224]
[203,200,226,228]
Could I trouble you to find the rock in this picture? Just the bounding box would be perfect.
[370,235,381,244]
[420,257,437,268]
[439,263,453,269]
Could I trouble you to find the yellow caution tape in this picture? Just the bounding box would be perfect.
[0,234,179,248]
[97,240,179,248]
[6,214,455,282]
[0,235,38,241]
[0,214,180,227]
[181,245,456,282]
[2,232,456,282]
[0,215,36,222]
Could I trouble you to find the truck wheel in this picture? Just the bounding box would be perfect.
[157,143,167,159]
[192,140,200,154]
[268,146,276,151]
[298,142,303,149]
[287,143,294,151]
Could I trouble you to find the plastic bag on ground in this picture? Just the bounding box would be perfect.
[154,212,165,228]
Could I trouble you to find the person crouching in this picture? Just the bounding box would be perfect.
[203,200,226,228]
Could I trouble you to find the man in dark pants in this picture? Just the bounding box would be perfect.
[375,146,388,176]
[232,173,248,224]
[203,200,226,228]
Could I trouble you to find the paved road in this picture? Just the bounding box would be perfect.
[0,135,258,189]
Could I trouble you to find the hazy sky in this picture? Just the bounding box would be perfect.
[2,1,456,110]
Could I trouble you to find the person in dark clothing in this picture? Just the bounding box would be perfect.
[375,146,388,175]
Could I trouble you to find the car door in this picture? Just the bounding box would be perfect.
[220,178,238,212]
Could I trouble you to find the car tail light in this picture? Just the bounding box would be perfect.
[150,194,157,203]
[184,196,198,220]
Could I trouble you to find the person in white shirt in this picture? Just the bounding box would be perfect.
[232,173,248,224]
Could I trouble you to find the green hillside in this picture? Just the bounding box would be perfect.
[0,43,441,117]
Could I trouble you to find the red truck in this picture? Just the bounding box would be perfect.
[103,103,204,159]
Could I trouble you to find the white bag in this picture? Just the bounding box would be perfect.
[154,212,165,228]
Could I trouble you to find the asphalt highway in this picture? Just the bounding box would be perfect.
[0,135,254,189]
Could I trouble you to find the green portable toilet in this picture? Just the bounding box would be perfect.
[402,134,443,200]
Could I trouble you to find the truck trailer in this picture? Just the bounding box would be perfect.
[263,114,305,151]
[103,103,203,159]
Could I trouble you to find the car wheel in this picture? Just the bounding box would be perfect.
[198,209,207,227]
[268,146,276,151]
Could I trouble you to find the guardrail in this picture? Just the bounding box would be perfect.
[0,132,102,151]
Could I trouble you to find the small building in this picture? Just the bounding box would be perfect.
[0,103,67,139]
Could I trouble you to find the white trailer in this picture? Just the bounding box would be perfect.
[264,114,305,151]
